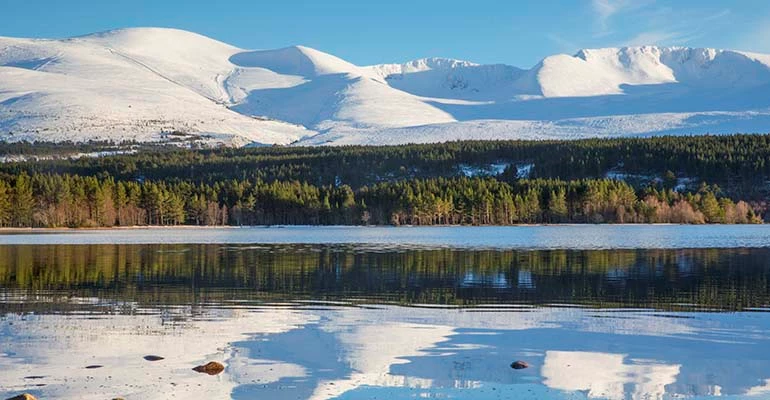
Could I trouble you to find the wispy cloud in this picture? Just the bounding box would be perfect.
[702,8,731,22]
[591,0,655,36]
[620,7,730,47]
[589,1,733,48]
[546,33,580,54]
[591,0,626,35]
[592,0,625,27]
[624,30,688,47]
[737,17,770,53]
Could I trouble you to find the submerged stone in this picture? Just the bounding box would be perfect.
[510,360,529,370]
[193,361,225,375]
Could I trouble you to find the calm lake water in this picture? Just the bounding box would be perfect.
[2,226,770,399]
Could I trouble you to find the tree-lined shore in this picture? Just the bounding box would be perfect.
[0,173,759,228]
[0,135,767,227]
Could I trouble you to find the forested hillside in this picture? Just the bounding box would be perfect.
[0,135,767,227]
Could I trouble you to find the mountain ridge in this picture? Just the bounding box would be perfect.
[1,27,769,146]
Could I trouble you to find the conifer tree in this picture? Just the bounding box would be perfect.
[12,172,34,227]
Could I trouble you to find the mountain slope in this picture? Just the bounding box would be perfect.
[226,46,455,129]
[0,28,313,145]
[1,28,770,146]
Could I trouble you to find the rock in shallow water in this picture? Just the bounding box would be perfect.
[510,360,529,370]
[193,361,225,375]
[5,394,37,400]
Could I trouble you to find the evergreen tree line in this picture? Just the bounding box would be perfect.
[0,173,760,228]
[3,134,770,200]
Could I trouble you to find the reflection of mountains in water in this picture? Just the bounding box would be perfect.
[1,244,769,311]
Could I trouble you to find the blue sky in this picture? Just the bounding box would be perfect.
[1,0,769,67]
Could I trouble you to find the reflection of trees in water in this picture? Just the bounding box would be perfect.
[0,245,768,310]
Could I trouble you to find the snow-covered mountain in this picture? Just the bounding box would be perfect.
[1,27,770,146]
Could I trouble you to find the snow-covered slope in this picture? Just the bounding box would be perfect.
[1,28,770,146]
[227,46,454,129]
[0,28,312,146]
[366,58,531,101]
[527,46,770,97]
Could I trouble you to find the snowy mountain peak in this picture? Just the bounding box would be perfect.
[230,45,364,78]
[574,45,666,60]
[2,28,770,146]
[74,27,231,43]
[367,57,479,77]
[529,45,770,97]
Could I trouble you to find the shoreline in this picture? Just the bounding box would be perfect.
[1,225,768,249]
[0,222,759,234]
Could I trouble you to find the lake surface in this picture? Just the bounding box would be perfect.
[4,224,770,248]
[2,226,770,399]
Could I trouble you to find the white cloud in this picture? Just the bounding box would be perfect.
[595,4,733,48]
[592,0,627,34]
[546,33,580,54]
[738,18,770,53]
[703,8,732,22]
[591,0,656,36]
[623,30,691,47]
[592,0,625,24]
